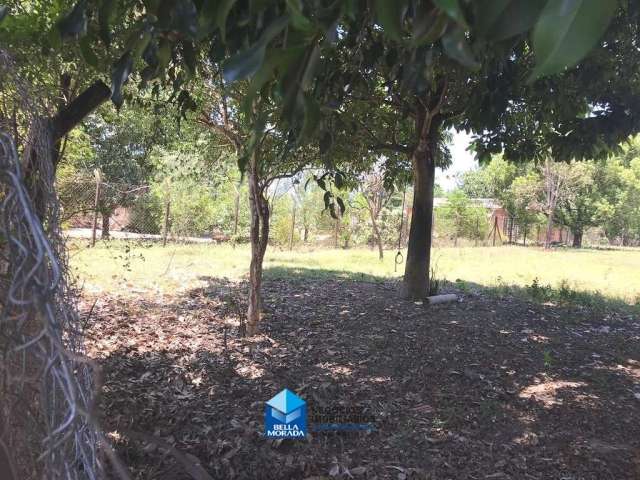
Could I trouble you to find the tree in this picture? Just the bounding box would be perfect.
[359,171,392,260]
[437,190,487,245]
[322,1,634,298]
[71,104,168,237]
[503,172,543,246]
[2,0,631,321]
[554,161,621,247]
[533,159,581,249]
[458,156,520,199]
[601,156,640,245]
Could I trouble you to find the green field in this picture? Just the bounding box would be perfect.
[69,241,640,305]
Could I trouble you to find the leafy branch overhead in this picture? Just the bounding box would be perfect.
[11,0,617,139]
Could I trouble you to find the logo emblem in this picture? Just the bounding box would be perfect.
[264,389,306,438]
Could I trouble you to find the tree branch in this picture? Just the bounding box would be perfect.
[51,80,111,141]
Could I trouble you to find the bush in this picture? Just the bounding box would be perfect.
[127,191,163,234]
[168,181,217,237]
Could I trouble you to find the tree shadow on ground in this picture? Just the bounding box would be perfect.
[264,265,386,283]
[85,271,640,479]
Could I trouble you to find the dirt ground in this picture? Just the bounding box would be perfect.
[84,276,640,479]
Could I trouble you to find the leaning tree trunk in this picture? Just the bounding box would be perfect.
[572,229,583,248]
[403,138,436,300]
[246,152,269,336]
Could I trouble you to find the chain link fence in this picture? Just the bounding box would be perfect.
[59,173,233,245]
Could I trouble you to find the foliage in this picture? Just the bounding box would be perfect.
[1,0,624,153]
[436,190,488,243]
[504,172,545,241]
[458,156,520,199]
[603,145,640,245]
[554,160,624,245]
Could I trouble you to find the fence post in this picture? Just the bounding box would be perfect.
[289,203,296,251]
[162,182,171,246]
[91,169,102,247]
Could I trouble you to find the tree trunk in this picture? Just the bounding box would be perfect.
[246,152,269,336]
[334,217,340,248]
[303,225,309,242]
[367,203,384,260]
[544,212,554,249]
[572,229,583,248]
[402,143,435,299]
[101,213,110,239]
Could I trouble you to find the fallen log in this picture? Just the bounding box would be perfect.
[427,294,458,305]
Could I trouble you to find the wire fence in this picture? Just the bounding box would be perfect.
[59,173,233,245]
[58,171,577,251]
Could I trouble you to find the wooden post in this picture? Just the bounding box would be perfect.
[492,216,499,246]
[475,217,479,247]
[288,203,296,251]
[91,169,101,247]
[162,181,171,246]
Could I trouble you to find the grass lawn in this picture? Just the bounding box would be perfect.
[69,240,640,304]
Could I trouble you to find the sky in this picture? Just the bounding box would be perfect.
[436,129,479,192]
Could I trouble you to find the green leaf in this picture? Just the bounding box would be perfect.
[374,0,407,41]
[475,0,545,41]
[530,0,618,80]
[258,15,290,45]
[132,30,152,60]
[223,44,266,83]
[222,16,289,83]
[157,39,172,70]
[111,52,133,108]
[0,5,8,25]
[79,37,99,67]
[433,0,467,26]
[174,0,198,38]
[199,0,237,40]
[217,0,237,40]
[412,10,449,46]
[58,0,88,39]
[286,0,314,32]
[98,0,116,46]
[300,93,321,140]
[143,0,161,14]
[47,24,63,50]
[441,27,479,69]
